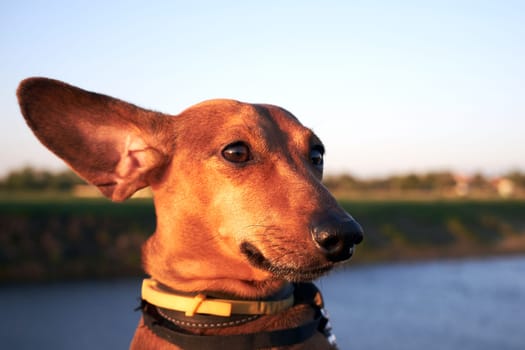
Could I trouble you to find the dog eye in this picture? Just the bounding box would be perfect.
[222,142,252,163]
[310,146,324,167]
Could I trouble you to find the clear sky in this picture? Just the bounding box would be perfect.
[1,0,524,177]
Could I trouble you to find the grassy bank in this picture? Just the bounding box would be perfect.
[1,196,524,281]
[0,197,155,282]
[341,199,525,263]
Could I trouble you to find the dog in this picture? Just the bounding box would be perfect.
[17,77,363,349]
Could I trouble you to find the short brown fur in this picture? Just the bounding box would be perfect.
[17,77,362,349]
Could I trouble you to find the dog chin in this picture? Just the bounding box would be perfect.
[240,242,333,282]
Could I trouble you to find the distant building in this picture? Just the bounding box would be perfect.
[491,177,515,198]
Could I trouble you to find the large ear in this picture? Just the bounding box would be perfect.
[17,77,173,201]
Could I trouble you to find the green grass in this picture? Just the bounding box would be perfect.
[339,199,525,263]
[0,194,154,214]
[1,195,524,281]
[0,196,156,282]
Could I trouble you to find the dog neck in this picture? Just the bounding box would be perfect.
[139,279,336,349]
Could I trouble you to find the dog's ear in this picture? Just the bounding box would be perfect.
[17,77,172,201]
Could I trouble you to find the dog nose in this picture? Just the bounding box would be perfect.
[311,217,364,262]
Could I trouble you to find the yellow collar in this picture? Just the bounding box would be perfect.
[141,278,294,317]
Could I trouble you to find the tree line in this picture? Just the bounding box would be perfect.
[0,167,85,192]
[324,170,525,193]
[1,166,525,194]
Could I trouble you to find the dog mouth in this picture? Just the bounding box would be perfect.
[240,242,333,281]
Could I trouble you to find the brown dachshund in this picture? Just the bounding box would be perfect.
[17,77,363,349]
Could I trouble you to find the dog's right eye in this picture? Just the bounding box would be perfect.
[222,142,252,163]
[310,145,325,168]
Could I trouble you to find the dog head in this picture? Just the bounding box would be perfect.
[17,77,363,297]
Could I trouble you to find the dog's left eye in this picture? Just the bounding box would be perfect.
[222,142,252,163]
[310,146,324,167]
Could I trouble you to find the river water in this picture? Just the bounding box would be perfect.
[1,256,524,349]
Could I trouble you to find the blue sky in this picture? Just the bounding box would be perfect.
[1,0,524,177]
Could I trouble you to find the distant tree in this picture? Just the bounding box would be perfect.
[323,174,360,191]
[470,173,490,190]
[48,170,85,191]
[2,167,47,190]
[0,167,84,192]
[391,173,422,190]
[424,172,456,190]
[506,170,525,188]
[365,177,390,190]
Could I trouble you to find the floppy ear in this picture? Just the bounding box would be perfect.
[17,77,172,201]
